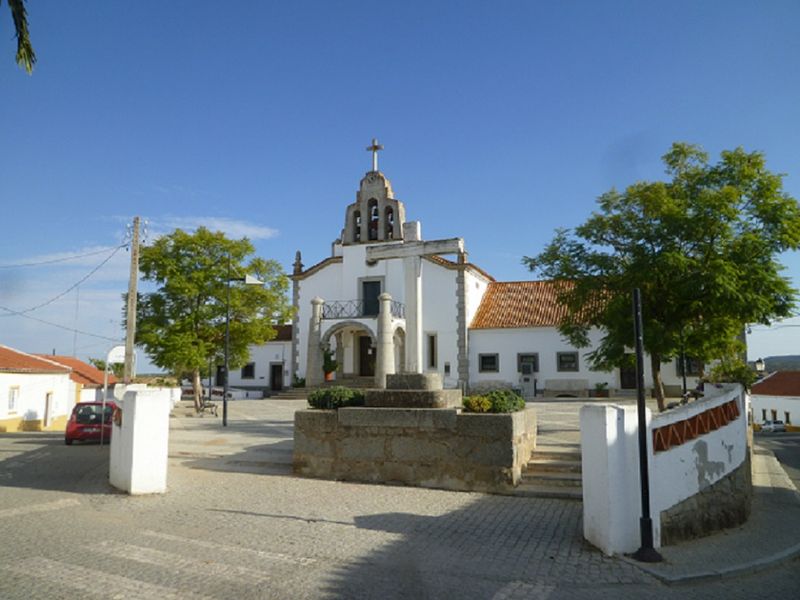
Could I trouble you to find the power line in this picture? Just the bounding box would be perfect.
[0,305,123,342]
[0,245,125,316]
[0,244,125,269]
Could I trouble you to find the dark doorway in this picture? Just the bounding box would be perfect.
[620,358,637,390]
[215,365,226,387]
[362,281,381,317]
[270,364,283,392]
[359,336,375,376]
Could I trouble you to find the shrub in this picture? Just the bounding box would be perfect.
[293,376,306,388]
[463,389,525,413]
[307,386,365,410]
[463,395,492,413]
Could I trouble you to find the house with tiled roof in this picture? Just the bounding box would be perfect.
[0,345,74,432]
[246,143,692,398]
[35,354,117,403]
[751,371,800,430]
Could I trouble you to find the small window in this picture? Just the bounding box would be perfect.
[557,352,579,372]
[427,334,438,369]
[479,353,499,373]
[761,409,767,422]
[241,363,256,379]
[353,210,362,243]
[676,357,704,377]
[785,411,791,425]
[517,353,539,373]
[8,386,19,412]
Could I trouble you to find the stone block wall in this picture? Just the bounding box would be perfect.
[294,407,536,494]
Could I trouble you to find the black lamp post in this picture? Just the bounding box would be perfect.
[222,257,263,427]
[632,288,663,563]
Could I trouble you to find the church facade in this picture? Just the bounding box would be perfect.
[269,142,693,398]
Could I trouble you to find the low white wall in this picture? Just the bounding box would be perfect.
[109,387,173,494]
[649,384,747,544]
[581,384,747,555]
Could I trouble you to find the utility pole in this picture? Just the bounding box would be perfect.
[124,216,140,383]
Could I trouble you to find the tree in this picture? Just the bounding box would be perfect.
[4,0,35,73]
[524,143,800,410]
[135,228,292,411]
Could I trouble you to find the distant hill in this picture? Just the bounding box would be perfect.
[763,355,800,371]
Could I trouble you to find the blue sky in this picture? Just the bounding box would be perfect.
[1,0,798,370]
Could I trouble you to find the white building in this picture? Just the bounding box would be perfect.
[751,371,800,427]
[281,143,692,397]
[0,345,74,432]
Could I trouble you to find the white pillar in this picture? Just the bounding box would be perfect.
[404,256,423,374]
[109,388,172,495]
[306,297,325,386]
[581,404,654,555]
[375,292,395,389]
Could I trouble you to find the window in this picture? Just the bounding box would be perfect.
[368,199,379,241]
[241,363,255,379]
[785,411,792,425]
[761,409,767,422]
[557,352,579,372]
[353,210,361,242]
[517,353,539,373]
[8,386,19,412]
[427,334,437,369]
[479,353,499,373]
[362,280,381,316]
[676,357,704,377]
[385,206,395,239]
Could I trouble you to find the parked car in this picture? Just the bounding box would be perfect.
[761,420,786,433]
[65,401,117,445]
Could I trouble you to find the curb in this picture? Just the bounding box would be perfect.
[622,444,800,585]
[621,541,800,585]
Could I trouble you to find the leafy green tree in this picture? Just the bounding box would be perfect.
[524,143,800,410]
[136,228,292,410]
[4,0,35,73]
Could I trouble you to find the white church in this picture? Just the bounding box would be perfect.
[232,141,693,398]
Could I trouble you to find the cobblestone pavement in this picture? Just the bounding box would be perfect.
[0,399,797,599]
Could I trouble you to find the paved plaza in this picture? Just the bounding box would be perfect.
[1,399,798,599]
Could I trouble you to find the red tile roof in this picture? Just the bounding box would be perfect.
[752,371,800,397]
[0,345,71,374]
[36,355,116,387]
[470,280,578,329]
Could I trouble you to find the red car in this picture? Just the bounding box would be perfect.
[65,401,116,445]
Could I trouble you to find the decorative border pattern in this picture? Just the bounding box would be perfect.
[652,399,741,452]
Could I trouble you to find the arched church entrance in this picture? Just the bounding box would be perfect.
[321,321,377,378]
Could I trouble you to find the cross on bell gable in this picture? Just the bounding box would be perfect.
[366,138,384,172]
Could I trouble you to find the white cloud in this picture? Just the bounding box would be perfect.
[150,216,279,241]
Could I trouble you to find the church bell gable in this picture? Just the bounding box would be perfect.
[342,140,406,245]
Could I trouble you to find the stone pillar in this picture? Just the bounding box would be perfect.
[306,297,324,387]
[375,292,396,389]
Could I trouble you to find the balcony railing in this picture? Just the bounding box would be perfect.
[322,299,405,320]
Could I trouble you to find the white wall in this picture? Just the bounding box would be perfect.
[0,372,73,425]
[751,394,799,425]
[227,341,291,389]
[581,384,747,555]
[469,327,614,391]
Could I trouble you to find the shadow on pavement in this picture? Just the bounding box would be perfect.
[0,432,115,495]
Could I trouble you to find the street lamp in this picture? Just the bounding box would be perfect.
[222,262,263,427]
[755,357,765,374]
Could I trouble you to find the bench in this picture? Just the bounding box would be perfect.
[198,398,218,416]
[543,379,590,398]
